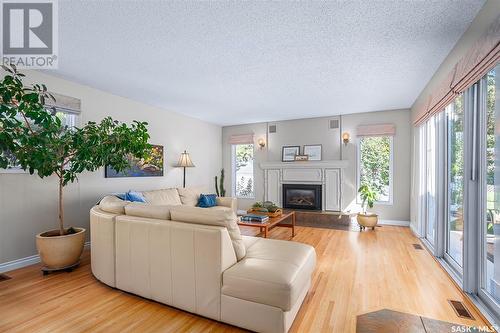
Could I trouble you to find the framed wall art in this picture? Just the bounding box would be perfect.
[105,144,164,178]
[304,144,322,161]
[282,146,300,162]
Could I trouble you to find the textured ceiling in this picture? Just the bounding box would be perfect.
[52,0,485,126]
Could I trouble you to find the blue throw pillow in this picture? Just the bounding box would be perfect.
[114,193,127,201]
[198,194,217,208]
[125,191,146,203]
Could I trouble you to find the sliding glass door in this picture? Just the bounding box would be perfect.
[446,96,465,270]
[417,62,500,322]
[480,64,500,313]
[425,116,437,246]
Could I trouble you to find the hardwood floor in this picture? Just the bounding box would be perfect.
[0,225,488,332]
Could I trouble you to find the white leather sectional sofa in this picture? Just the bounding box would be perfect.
[90,188,316,333]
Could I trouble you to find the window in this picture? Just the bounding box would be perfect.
[55,109,79,128]
[481,64,500,307]
[358,136,393,203]
[446,95,465,268]
[19,107,79,130]
[425,115,438,246]
[232,144,254,198]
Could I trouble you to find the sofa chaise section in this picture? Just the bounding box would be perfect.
[221,236,316,333]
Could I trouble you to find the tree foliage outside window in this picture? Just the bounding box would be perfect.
[486,68,497,235]
[359,136,392,202]
[448,95,464,212]
[487,71,496,187]
[233,144,254,198]
[446,94,465,264]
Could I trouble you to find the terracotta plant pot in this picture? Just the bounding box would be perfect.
[357,213,378,231]
[36,228,86,269]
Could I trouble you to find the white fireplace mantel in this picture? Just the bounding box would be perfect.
[260,160,349,170]
[260,160,348,212]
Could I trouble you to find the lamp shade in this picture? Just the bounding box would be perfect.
[177,150,195,168]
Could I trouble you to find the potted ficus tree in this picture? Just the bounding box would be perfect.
[0,64,151,271]
[357,184,379,231]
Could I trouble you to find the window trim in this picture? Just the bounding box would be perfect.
[356,135,394,205]
[231,143,255,199]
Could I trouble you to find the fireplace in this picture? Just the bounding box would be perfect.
[282,184,322,210]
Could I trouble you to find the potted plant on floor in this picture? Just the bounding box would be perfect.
[357,184,378,231]
[0,64,151,272]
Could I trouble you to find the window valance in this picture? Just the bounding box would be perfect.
[228,133,254,144]
[356,124,396,137]
[45,92,81,113]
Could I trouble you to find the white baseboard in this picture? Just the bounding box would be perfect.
[0,254,40,273]
[0,241,90,273]
[378,219,410,227]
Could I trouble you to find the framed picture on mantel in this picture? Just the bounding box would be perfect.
[304,144,322,161]
[282,146,300,162]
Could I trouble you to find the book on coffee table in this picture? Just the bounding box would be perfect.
[241,214,269,223]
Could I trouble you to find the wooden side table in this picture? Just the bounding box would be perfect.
[237,211,295,238]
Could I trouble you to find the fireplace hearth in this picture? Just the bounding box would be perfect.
[282,184,322,210]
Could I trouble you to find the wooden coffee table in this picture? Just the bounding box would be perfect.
[238,211,295,238]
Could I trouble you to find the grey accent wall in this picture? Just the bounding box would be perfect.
[341,110,411,221]
[267,117,342,161]
[222,109,411,221]
[0,70,222,264]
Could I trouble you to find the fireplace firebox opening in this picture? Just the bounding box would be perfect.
[282,184,322,210]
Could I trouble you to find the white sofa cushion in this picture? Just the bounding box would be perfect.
[142,188,182,206]
[124,202,174,220]
[113,215,237,321]
[216,197,237,213]
[222,237,316,311]
[99,195,130,214]
[177,187,204,206]
[207,206,233,212]
[170,206,246,260]
[242,234,259,250]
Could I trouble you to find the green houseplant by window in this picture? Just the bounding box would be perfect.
[357,184,379,231]
[0,64,151,271]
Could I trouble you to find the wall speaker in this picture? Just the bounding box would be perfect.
[269,125,277,133]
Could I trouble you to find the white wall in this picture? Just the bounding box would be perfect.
[0,71,222,264]
[222,109,411,221]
